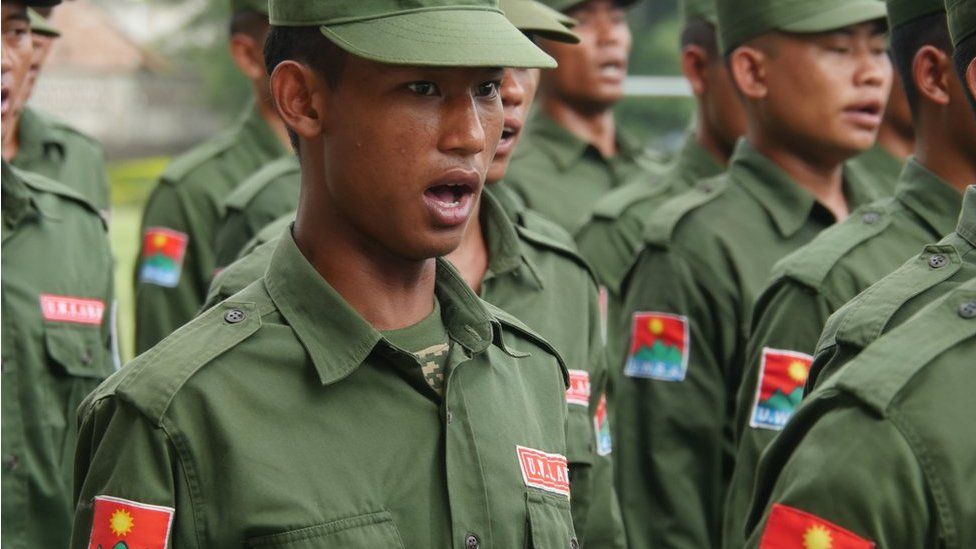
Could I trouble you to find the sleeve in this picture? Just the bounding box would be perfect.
[71,397,198,548]
[613,245,737,549]
[723,280,832,547]
[744,404,932,549]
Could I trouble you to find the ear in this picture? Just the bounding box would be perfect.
[229,33,265,81]
[913,45,951,106]
[680,44,710,97]
[270,60,327,142]
[728,46,768,100]
[967,58,976,105]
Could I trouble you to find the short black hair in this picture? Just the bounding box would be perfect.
[263,26,348,151]
[229,9,268,41]
[954,34,976,113]
[890,11,952,112]
[681,17,719,59]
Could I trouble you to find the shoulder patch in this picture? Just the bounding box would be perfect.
[566,369,591,406]
[593,393,612,456]
[222,156,299,211]
[88,495,174,549]
[623,312,689,381]
[484,300,569,386]
[590,181,662,220]
[159,130,239,184]
[138,228,189,288]
[749,348,813,431]
[759,503,874,549]
[642,175,728,247]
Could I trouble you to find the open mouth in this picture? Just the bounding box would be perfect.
[842,99,883,128]
[496,118,523,156]
[423,175,479,228]
[598,60,626,79]
[1,85,9,117]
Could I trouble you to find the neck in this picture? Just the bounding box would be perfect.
[694,116,734,166]
[875,120,914,161]
[749,130,850,221]
[915,128,976,195]
[445,197,489,293]
[541,96,618,158]
[292,162,437,331]
[2,114,22,162]
[256,93,292,151]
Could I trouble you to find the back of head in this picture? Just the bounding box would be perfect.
[886,0,950,113]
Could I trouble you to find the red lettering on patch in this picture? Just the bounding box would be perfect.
[517,445,570,497]
[566,369,591,406]
[39,294,105,325]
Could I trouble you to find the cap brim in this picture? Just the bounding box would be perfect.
[320,9,557,69]
[780,2,888,34]
[501,0,580,43]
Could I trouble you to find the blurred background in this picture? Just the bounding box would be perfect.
[34,0,692,360]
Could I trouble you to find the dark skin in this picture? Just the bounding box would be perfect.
[271,54,504,330]
[730,23,892,221]
[910,44,976,194]
[229,18,290,150]
[876,71,915,160]
[4,27,55,160]
[1,3,31,155]
[536,0,630,157]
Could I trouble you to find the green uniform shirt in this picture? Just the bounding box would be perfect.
[847,142,904,196]
[499,111,665,234]
[1,161,115,548]
[723,158,963,548]
[808,185,976,392]
[614,139,881,549]
[203,186,627,547]
[134,103,288,354]
[214,155,299,268]
[743,278,976,549]
[12,107,111,216]
[73,232,578,548]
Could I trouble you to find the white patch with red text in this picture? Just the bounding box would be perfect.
[516,445,570,498]
[40,294,105,325]
[566,369,591,407]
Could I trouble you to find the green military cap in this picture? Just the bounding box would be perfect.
[24,0,61,6]
[717,0,888,54]
[501,0,580,43]
[886,0,944,29]
[540,0,641,13]
[946,0,976,46]
[230,0,269,15]
[27,8,59,37]
[682,0,718,24]
[268,0,556,68]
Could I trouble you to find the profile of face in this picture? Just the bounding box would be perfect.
[11,31,54,118]
[290,57,505,260]
[1,4,32,143]
[488,67,541,183]
[538,0,631,111]
[700,51,747,156]
[735,22,893,162]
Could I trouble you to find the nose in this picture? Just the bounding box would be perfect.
[854,46,890,90]
[438,93,490,157]
[595,11,623,47]
[500,69,526,108]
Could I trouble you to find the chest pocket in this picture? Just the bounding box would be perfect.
[44,324,110,380]
[245,511,405,549]
[526,492,578,549]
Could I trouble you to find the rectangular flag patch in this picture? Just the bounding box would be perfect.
[593,393,612,456]
[759,503,874,549]
[750,348,813,431]
[88,495,174,549]
[138,227,188,288]
[566,370,591,407]
[40,294,105,325]
[516,445,570,498]
[623,312,689,381]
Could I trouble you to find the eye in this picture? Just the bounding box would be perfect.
[406,82,439,97]
[476,80,501,98]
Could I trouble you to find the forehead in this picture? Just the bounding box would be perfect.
[2,4,29,23]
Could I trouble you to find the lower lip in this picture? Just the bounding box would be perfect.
[1,93,8,117]
[842,110,882,129]
[495,132,518,158]
[423,188,476,228]
[599,66,625,82]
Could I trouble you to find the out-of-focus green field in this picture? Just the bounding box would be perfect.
[107,157,169,362]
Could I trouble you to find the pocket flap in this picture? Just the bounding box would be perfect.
[526,492,577,549]
[44,325,108,379]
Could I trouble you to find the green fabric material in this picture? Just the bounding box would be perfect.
[885,0,945,29]
[1,161,115,548]
[947,0,976,45]
[268,0,555,68]
[500,111,667,234]
[71,229,577,548]
[12,108,110,214]
[743,279,976,548]
[230,0,269,15]
[723,158,963,549]
[381,298,451,396]
[134,102,289,354]
[847,143,904,196]
[716,0,887,53]
[681,0,718,23]
[808,184,976,392]
[501,0,579,42]
[613,139,882,549]
[27,8,59,37]
[215,155,299,269]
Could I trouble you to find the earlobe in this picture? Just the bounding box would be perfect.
[680,45,710,97]
[271,61,325,141]
[729,47,767,99]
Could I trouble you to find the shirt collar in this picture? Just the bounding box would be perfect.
[894,158,964,238]
[526,111,639,172]
[1,160,38,236]
[264,229,497,385]
[238,101,289,160]
[14,108,63,166]
[481,185,545,291]
[671,136,725,184]
[957,185,976,247]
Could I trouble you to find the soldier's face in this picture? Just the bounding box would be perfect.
[760,23,892,160]
[1,3,31,141]
[12,32,54,117]
[538,0,630,110]
[489,67,541,184]
[702,54,747,157]
[319,56,504,259]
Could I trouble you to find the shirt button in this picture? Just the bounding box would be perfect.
[861,211,880,224]
[81,348,93,366]
[959,300,976,319]
[570,538,580,549]
[928,254,949,269]
[3,454,18,471]
[465,533,480,549]
[224,309,246,324]
[446,411,454,424]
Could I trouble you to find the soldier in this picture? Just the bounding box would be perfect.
[2,0,116,546]
[847,71,914,194]
[575,0,746,406]
[133,0,290,354]
[70,1,582,547]
[499,0,666,234]
[613,0,891,546]
[724,1,975,544]
[3,7,112,217]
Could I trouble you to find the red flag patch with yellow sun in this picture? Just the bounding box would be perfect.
[760,503,874,548]
[750,348,813,431]
[623,312,689,381]
[88,495,174,549]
